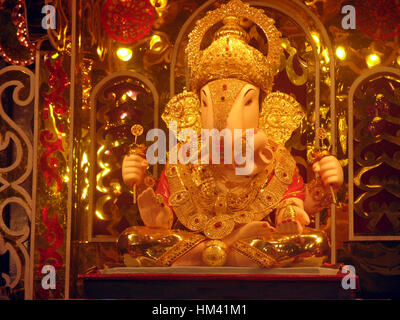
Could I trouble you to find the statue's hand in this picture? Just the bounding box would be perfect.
[312,155,343,191]
[137,187,174,229]
[122,154,148,188]
[275,200,310,234]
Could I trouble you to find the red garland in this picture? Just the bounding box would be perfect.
[39,130,64,193]
[42,55,70,120]
[101,0,155,43]
[36,206,64,299]
[36,55,69,298]
[38,207,64,269]
[40,54,69,193]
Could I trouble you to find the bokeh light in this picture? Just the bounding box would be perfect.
[335,46,346,60]
[116,47,133,61]
[366,53,381,68]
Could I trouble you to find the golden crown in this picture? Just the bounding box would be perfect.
[186,0,283,94]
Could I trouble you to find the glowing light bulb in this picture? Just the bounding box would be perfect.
[281,39,288,50]
[120,112,128,119]
[310,32,321,53]
[322,48,330,63]
[397,56,400,66]
[95,211,105,220]
[116,48,133,61]
[150,0,167,9]
[81,152,88,167]
[311,32,319,43]
[335,46,346,60]
[97,47,103,58]
[82,187,88,200]
[366,53,381,68]
[149,35,163,52]
[126,90,137,100]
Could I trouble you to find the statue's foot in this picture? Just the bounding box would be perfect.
[173,221,274,267]
[225,221,274,247]
[275,219,303,234]
[238,221,275,238]
[231,228,329,268]
[117,225,328,269]
[117,226,205,267]
[171,242,206,266]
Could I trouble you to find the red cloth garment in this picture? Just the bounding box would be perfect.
[155,167,172,210]
[281,167,306,202]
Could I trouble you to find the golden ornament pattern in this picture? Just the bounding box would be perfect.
[162,90,202,138]
[166,143,297,239]
[208,78,248,130]
[259,91,305,145]
[186,0,282,94]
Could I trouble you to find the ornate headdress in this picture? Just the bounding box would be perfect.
[186,0,282,94]
[163,0,304,145]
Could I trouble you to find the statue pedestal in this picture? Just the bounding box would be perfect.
[78,267,358,299]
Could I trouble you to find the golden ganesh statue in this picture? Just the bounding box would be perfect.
[117,0,343,268]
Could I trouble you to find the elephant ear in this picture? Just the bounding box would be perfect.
[259,91,305,145]
[162,90,201,140]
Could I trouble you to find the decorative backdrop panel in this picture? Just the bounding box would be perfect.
[0,0,400,299]
[349,68,400,239]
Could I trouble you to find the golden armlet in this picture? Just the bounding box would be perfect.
[281,205,297,220]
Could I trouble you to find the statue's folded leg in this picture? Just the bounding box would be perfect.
[231,228,330,268]
[117,226,205,267]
